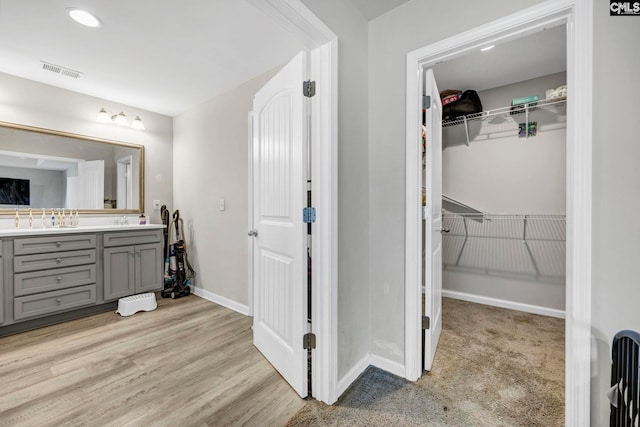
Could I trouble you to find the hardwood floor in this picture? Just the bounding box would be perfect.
[0,295,305,427]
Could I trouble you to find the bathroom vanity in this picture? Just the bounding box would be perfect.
[0,224,165,336]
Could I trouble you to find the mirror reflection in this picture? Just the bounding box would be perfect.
[0,122,143,212]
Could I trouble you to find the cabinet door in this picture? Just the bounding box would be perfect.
[135,243,163,293]
[0,257,4,325]
[104,246,135,300]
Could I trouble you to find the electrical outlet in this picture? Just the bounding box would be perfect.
[153,200,161,210]
[218,199,225,211]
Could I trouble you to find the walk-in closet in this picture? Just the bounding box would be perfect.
[422,23,568,332]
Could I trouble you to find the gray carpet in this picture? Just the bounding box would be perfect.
[287,298,565,426]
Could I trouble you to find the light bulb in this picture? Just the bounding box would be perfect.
[113,112,129,126]
[131,116,145,130]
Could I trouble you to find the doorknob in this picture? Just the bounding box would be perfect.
[248,229,258,237]
[440,228,450,234]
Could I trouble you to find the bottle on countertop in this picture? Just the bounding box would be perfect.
[75,209,79,226]
[51,208,56,228]
[61,209,66,227]
[28,208,33,229]
[41,208,46,229]
[14,209,20,229]
[56,209,61,227]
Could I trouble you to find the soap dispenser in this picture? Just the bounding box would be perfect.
[14,209,20,229]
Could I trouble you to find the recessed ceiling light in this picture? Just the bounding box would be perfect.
[480,45,495,52]
[67,8,102,28]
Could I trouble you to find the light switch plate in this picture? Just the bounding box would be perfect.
[153,200,161,210]
[218,199,225,211]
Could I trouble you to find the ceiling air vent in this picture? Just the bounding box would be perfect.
[41,61,83,79]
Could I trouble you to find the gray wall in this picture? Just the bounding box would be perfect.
[0,72,173,224]
[367,0,545,366]
[591,5,640,425]
[172,69,279,307]
[301,0,371,379]
[0,167,64,208]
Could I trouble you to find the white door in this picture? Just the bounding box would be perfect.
[78,160,104,209]
[423,68,443,371]
[252,51,308,397]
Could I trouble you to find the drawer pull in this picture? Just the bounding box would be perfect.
[56,258,62,264]
[56,277,62,282]
[56,242,62,247]
[56,298,62,304]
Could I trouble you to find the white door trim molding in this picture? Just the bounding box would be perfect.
[247,0,338,405]
[247,111,254,316]
[404,1,592,426]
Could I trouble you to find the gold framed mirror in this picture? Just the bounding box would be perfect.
[0,121,144,215]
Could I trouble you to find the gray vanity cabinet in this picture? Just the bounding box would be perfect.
[0,226,165,335]
[12,234,98,321]
[0,241,3,324]
[103,230,163,301]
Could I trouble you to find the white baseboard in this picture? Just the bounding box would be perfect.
[369,354,406,378]
[192,286,251,317]
[336,354,370,398]
[442,289,566,319]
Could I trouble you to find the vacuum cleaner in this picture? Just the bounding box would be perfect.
[160,208,196,299]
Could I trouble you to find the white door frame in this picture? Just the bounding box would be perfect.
[117,155,133,209]
[247,111,254,317]
[404,1,592,425]
[246,0,339,405]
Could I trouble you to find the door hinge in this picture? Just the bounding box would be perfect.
[303,80,316,98]
[303,332,316,350]
[422,316,430,330]
[303,207,316,223]
[423,95,431,110]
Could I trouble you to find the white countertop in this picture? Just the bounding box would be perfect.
[0,223,165,238]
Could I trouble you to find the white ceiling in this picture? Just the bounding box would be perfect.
[0,0,306,117]
[432,25,567,92]
[0,2,566,119]
[351,0,411,20]
[0,151,81,171]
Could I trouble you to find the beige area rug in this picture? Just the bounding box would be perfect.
[287,298,565,426]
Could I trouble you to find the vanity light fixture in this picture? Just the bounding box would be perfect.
[67,8,102,28]
[131,116,146,130]
[96,108,146,130]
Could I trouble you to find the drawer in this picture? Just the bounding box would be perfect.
[14,264,96,297]
[103,230,162,247]
[14,249,96,273]
[14,284,97,321]
[14,234,96,255]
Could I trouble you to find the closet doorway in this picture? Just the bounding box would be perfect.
[404,1,593,424]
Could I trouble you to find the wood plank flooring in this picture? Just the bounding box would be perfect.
[0,295,305,427]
